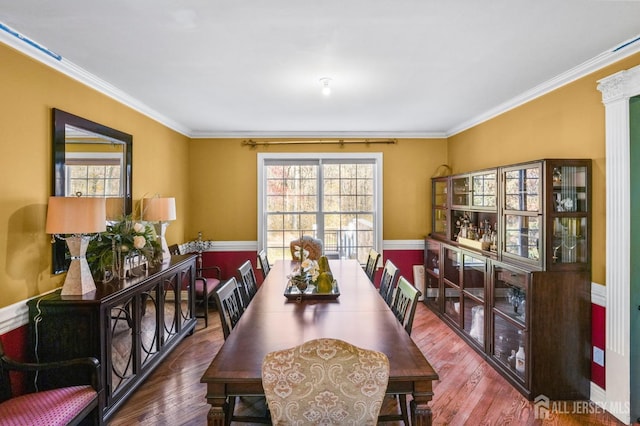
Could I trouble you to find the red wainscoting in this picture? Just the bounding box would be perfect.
[0,325,29,395]
[201,251,263,285]
[376,249,425,290]
[591,303,606,389]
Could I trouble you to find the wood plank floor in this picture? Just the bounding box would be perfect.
[108,303,630,426]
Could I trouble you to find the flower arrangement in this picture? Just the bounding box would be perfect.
[289,244,319,290]
[87,214,161,280]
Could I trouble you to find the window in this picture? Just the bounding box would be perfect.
[65,153,123,197]
[258,153,382,264]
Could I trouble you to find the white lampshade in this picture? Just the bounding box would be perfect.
[46,196,106,234]
[142,197,176,222]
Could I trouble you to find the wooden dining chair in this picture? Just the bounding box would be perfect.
[237,260,259,307]
[257,249,271,280]
[379,259,400,306]
[364,248,381,283]
[262,338,389,425]
[391,276,422,335]
[382,275,422,425]
[289,235,323,260]
[212,277,245,340]
[217,273,270,425]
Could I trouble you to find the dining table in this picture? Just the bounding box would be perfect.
[200,259,439,425]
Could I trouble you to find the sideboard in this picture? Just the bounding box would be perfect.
[28,254,197,421]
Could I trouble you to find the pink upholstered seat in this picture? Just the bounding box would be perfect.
[195,276,219,298]
[0,385,97,426]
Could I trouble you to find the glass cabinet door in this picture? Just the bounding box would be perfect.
[432,177,448,238]
[492,264,528,325]
[424,239,441,309]
[502,163,542,266]
[503,164,541,212]
[503,214,541,262]
[471,171,497,209]
[462,252,485,300]
[461,251,486,348]
[548,162,590,269]
[442,246,460,287]
[452,175,470,207]
[551,217,588,264]
[433,178,448,208]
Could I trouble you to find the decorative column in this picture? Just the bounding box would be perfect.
[597,63,640,425]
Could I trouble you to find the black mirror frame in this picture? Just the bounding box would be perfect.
[51,108,133,274]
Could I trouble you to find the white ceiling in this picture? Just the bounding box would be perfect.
[1,1,639,138]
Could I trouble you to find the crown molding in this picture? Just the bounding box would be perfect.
[0,26,191,137]
[447,35,640,137]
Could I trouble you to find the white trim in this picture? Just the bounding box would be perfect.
[0,300,30,335]
[591,282,606,308]
[207,241,257,252]
[590,382,607,409]
[597,62,640,425]
[383,239,425,251]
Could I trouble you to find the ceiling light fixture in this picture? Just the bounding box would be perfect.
[319,77,332,96]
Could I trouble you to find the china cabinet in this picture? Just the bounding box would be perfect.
[425,158,591,400]
[28,254,197,421]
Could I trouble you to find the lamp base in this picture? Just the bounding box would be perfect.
[153,222,172,263]
[61,235,96,295]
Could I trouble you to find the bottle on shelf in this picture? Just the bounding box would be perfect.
[515,346,525,374]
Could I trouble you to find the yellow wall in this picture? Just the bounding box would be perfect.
[187,138,448,241]
[0,43,190,308]
[448,52,640,285]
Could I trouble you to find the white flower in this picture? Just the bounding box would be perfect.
[133,235,147,249]
[133,222,145,233]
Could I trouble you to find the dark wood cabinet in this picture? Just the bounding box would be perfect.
[425,158,591,401]
[28,254,197,422]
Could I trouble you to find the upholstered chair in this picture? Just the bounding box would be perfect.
[262,338,389,425]
[0,339,102,425]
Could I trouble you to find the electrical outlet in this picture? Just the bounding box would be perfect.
[593,346,605,367]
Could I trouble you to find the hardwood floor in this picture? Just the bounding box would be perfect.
[108,303,628,426]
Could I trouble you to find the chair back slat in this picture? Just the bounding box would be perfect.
[257,250,271,279]
[364,249,381,283]
[379,260,400,306]
[237,260,258,306]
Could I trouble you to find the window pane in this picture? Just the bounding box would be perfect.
[263,159,377,264]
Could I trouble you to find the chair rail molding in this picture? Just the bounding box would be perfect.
[597,62,640,425]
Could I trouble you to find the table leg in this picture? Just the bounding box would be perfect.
[411,399,433,426]
[411,380,435,426]
[207,405,226,426]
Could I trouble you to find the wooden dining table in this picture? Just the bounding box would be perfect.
[200,259,439,425]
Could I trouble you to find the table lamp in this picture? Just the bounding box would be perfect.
[142,196,176,262]
[46,196,106,295]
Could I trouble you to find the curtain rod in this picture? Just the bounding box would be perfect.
[242,138,397,147]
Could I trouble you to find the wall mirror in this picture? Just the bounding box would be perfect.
[52,108,132,274]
